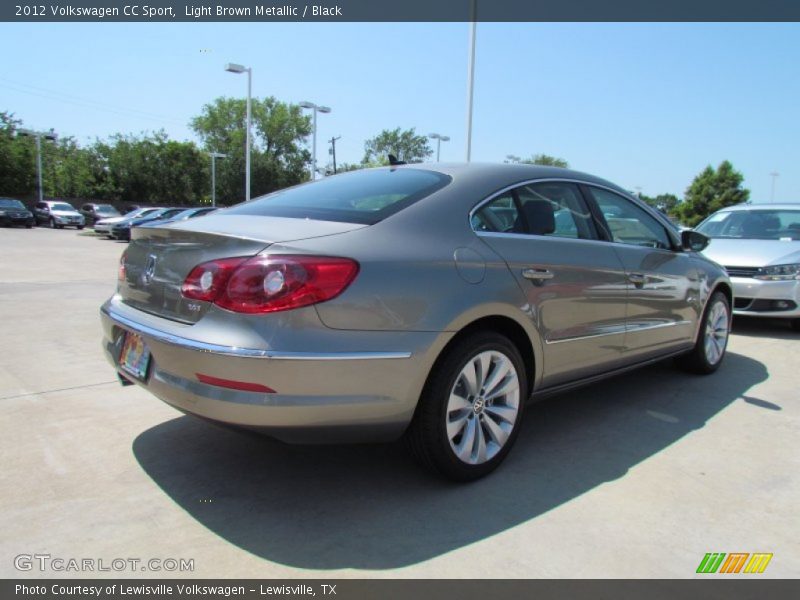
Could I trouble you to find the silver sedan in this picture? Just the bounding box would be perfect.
[101,164,732,480]
[696,203,800,331]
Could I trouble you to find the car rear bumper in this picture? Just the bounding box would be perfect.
[731,277,800,318]
[100,300,448,443]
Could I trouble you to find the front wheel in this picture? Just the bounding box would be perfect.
[677,291,730,374]
[406,331,527,481]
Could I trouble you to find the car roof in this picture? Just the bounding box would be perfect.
[377,162,633,198]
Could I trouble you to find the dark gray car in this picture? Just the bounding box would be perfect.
[101,164,731,480]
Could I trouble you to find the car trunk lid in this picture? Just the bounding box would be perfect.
[119,215,365,323]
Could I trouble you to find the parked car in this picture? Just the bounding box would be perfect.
[143,206,217,226]
[101,164,732,481]
[32,200,85,229]
[95,207,162,237]
[696,203,800,330]
[80,203,121,226]
[110,207,184,241]
[0,198,34,228]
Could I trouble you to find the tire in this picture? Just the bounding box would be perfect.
[406,331,527,481]
[49,218,56,229]
[77,225,84,230]
[677,291,730,374]
[791,319,800,332]
[25,222,32,229]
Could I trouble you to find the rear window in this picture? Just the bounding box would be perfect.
[226,168,451,225]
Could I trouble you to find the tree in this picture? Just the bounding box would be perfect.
[191,96,311,204]
[520,154,569,168]
[678,161,749,227]
[362,128,432,165]
[640,193,681,217]
[0,112,36,198]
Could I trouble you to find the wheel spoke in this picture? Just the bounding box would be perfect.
[461,362,479,397]
[482,358,512,398]
[485,376,519,402]
[476,353,491,390]
[455,418,477,461]
[448,392,471,411]
[482,413,510,446]
[474,420,488,463]
[484,404,517,424]
[447,411,470,440]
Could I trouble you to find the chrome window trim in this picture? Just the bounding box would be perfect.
[469,177,680,248]
[102,306,412,361]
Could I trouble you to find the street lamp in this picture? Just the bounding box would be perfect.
[210,152,227,207]
[465,0,477,162]
[770,172,779,202]
[17,128,58,203]
[428,133,450,162]
[299,101,331,180]
[225,62,252,201]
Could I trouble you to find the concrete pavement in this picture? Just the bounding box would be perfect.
[1,227,797,578]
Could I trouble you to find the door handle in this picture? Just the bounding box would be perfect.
[522,268,554,282]
[628,273,646,287]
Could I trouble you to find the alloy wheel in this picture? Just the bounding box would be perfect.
[446,350,520,465]
[704,300,729,365]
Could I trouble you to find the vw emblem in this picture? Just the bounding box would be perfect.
[142,254,157,285]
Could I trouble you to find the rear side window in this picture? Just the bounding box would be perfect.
[226,168,451,225]
[472,182,597,240]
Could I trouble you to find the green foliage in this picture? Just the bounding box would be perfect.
[92,132,209,205]
[363,128,433,164]
[678,161,750,227]
[0,112,36,197]
[520,154,569,168]
[639,193,681,216]
[191,96,311,204]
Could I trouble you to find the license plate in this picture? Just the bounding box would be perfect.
[119,331,151,381]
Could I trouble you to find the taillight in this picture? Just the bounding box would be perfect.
[181,255,359,314]
[118,250,127,283]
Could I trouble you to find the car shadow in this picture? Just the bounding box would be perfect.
[731,316,798,340]
[132,352,766,570]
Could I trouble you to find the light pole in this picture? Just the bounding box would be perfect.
[300,101,331,180]
[428,133,450,162]
[210,152,227,207]
[770,172,779,202]
[465,0,477,162]
[17,128,58,203]
[225,63,252,201]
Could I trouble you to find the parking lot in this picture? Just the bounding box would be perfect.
[1,227,798,578]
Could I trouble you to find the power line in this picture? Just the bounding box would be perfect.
[0,77,186,125]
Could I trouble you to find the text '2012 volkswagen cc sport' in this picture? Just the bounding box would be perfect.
[101,164,732,480]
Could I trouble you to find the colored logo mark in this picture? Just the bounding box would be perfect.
[696,553,773,574]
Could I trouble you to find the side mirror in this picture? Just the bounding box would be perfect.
[681,229,710,252]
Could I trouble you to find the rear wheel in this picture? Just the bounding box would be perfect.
[677,291,730,374]
[406,331,527,481]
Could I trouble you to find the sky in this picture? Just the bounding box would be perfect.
[1,22,798,202]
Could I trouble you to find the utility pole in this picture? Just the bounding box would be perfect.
[328,136,341,174]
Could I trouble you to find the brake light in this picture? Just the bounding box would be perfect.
[118,250,127,283]
[181,255,359,314]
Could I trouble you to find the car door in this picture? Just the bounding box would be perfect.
[582,186,698,358]
[473,181,630,387]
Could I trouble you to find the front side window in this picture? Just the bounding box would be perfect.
[587,187,672,250]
